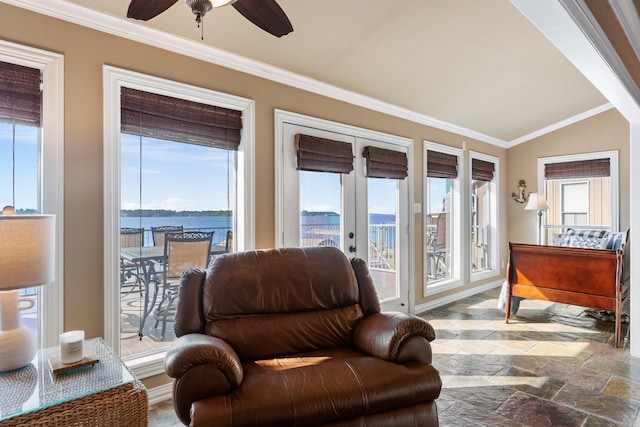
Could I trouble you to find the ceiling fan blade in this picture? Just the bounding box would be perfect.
[127,0,179,21]
[232,0,293,38]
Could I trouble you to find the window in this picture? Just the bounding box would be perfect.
[561,182,588,225]
[424,142,462,294]
[104,66,254,377]
[470,151,498,280]
[539,151,618,244]
[0,41,64,348]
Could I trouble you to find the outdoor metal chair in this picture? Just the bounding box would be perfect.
[152,231,213,341]
[225,230,233,253]
[120,227,144,296]
[151,225,183,248]
[426,213,448,279]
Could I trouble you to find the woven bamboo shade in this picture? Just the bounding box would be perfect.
[121,87,242,150]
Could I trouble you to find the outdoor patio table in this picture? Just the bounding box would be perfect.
[120,245,227,337]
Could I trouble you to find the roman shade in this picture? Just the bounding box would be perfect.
[545,158,610,179]
[471,158,495,181]
[362,146,408,179]
[295,133,354,174]
[426,150,458,179]
[0,61,41,127]
[121,87,242,150]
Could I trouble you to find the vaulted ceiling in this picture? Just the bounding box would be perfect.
[6,0,640,146]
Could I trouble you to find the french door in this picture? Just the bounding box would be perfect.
[277,116,410,312]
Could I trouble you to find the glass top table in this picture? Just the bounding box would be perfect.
[0,337,134,421]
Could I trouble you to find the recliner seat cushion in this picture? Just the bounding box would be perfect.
[191,348,442,427]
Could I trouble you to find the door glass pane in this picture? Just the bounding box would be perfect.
[119,134,235,358]
[299,171,341,248]
[367,178,398,302]
[471,180,491,272]
[425,177,452,284]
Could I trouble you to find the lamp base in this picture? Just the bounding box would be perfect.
[0,327,37,372]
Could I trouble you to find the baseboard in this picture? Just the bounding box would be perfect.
[415,279,503,315]
[147,382,173,406]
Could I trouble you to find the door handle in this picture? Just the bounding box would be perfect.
[349,245,357,253]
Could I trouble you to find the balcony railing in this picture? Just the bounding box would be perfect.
[300,222,396,271]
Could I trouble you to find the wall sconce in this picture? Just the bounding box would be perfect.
[511,180,529,203]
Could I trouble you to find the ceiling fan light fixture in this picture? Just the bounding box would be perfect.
[186,0,213,23]
[211,0,237,7]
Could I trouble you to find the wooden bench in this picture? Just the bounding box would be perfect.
[505,242,624,347]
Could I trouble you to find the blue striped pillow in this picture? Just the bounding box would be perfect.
[603,231,627,250]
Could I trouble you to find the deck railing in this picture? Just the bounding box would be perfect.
[300,222,396,270]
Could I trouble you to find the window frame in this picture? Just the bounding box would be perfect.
[423,141,463,296]
[0,40,64,348]
[103,65,255,378]
[538,150,619,237]
[469,151,499,282]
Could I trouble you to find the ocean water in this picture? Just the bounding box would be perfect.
[121,213,396,246]
[121,216,232,246]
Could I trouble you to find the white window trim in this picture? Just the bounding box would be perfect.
[0,40,64,348]
[537,150,619,232]
[103,65,255,378]
[423,141,463,296]
[469,151,500,282]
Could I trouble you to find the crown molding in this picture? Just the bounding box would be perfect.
[507,102,614,147]
[1,0,511,147]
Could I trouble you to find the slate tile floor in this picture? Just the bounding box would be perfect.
[149,287,640,426]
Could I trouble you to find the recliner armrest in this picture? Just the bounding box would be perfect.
[165,333,244,386]
[165,334,244,425]
[353,312,436,363]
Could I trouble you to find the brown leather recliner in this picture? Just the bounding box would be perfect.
[165,246,442,426]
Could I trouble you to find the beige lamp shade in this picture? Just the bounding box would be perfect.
[0,215,56,290]
[525,193,549,211]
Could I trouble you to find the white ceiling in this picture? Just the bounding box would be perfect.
[12,0,616,146]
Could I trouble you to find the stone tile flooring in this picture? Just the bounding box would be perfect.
[148,287,640,426]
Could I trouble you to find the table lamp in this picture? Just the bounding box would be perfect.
[0,207,55,372]
[525,193,549,245]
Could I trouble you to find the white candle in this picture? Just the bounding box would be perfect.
[60,330,84,364]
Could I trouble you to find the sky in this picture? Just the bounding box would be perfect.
[4,127,403,215]
[0,124,39,211]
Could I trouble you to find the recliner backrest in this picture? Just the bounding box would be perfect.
[202,246,364,361]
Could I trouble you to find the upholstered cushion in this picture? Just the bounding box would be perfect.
[203,247,363,360]
[603,231,627,250]
[567,235,605,249]
[562,228,607,247]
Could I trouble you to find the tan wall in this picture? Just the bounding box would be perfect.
[507,108,630,244]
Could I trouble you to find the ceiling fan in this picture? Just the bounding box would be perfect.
[126,0,293,38]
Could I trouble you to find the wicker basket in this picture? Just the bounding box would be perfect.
[0,379,148,427]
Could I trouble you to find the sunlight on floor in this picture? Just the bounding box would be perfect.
[441,374,551,389]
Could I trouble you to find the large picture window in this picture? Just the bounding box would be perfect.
[104,66,255,377]
[0,41,64,349]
